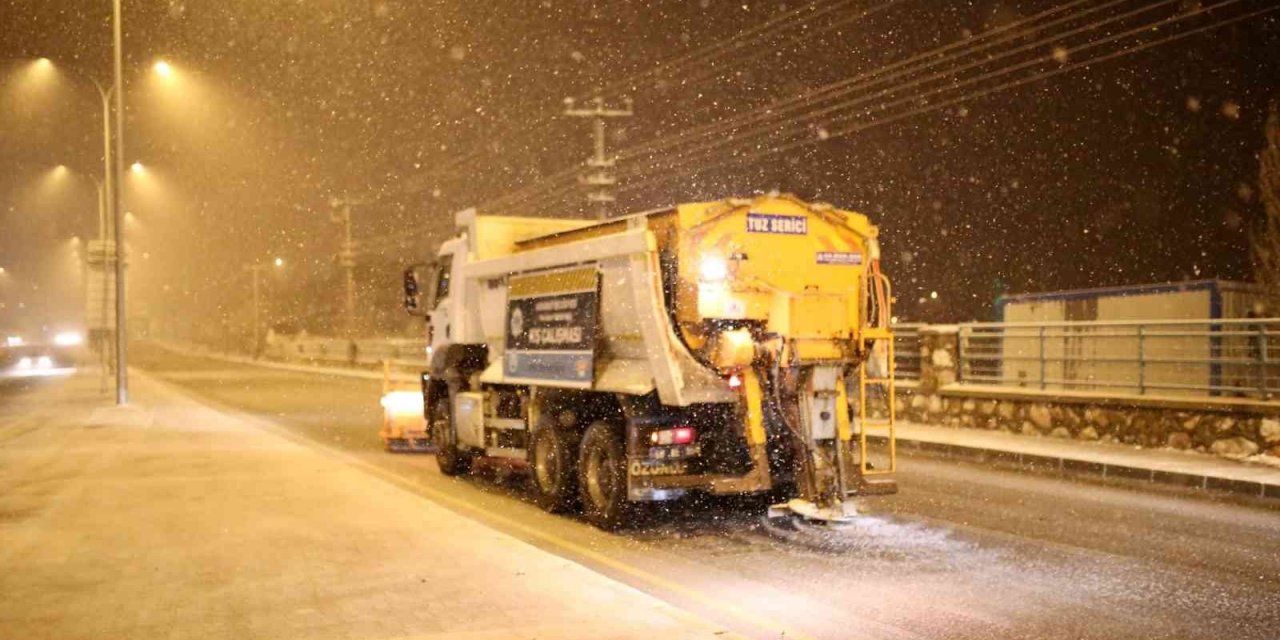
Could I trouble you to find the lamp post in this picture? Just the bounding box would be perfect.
[111,0,128,405]
[25,10,128,404]
[32,57,118,388]
[52,165,112,386]
[244,258,284,358]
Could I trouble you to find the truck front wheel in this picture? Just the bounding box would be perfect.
[431,399,471,477]
[578,421,630,530]
[530,426,580,513]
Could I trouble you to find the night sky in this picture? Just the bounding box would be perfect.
[1,0,1277,335]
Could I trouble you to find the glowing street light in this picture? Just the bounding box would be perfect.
[153,60,173,78]
[130,161,144,174]
[13,54,127,402]
[46,165,108,242]
[274,257,284,268]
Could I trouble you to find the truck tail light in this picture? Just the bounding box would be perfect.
[649,426,697,445]
[671,426,695,445]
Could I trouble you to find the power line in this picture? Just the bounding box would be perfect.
[616,0,1175,183]
[477,0,1138,210]
[618,0,1272,194]
[581,0,862,102]
[375,0,860,204]
[619,0,1106,160]
[362,0,1271,252]
[628,0,906,126]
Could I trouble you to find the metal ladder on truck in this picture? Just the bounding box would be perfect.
[853,268,897,495]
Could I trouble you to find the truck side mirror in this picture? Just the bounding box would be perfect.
[403,262,432,317]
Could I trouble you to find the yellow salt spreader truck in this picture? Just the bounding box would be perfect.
[401,194,897,529]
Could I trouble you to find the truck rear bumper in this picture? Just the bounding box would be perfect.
[625,441,773,502]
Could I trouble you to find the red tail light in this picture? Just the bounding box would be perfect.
[649,426,697,445]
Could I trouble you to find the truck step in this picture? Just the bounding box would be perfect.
[849,477,898,496]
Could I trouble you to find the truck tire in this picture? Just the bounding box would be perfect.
[578,421,631,530]
[431,399,471,477]
[530,427,580,513]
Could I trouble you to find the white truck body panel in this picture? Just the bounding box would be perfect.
[449,216,734,406]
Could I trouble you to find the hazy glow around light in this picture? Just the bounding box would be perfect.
[154,60,174,78]
[27,58,55,79]
[699,256,728,282]
[381,390,423,416]
[130,162,144,173]
[274,257,284,267]
[54,331,83,346]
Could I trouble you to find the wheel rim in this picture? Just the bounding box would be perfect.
[534,433,557,490]
[585,445,617,510]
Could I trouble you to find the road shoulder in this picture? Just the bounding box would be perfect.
[0,370,737,639]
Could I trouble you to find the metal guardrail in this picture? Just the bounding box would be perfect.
[264,330,926,383]
[263,335,428,369]
[957,318,1280,398]
[891,324,922,382]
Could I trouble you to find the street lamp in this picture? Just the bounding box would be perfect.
[48,165,109,248]
[24,60,121,393]
[153,60,173,79]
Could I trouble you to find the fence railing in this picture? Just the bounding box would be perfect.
[957,318,1280,398]
[262,335,428,369]
[891,324,923,381]
[261,329,926,383]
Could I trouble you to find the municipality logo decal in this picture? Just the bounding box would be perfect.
[509,307,525,338]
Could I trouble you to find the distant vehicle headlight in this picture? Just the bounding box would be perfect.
[380,391,423,417]
[54,332,83,346]
[36,356,53,369]
[17,357,33,369]
[6,336,22,347]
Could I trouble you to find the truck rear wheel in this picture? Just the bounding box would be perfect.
[578,421,630,530]
[431,398,470,477]
[530,427,580,513]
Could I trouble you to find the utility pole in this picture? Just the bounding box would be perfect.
[563,96,633,220]
[248,264,263,356]
[329,198,362,337]
[244,258,283,358]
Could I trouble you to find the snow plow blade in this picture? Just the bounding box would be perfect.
[767,498,859,525]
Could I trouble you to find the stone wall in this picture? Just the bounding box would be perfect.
[896,326,1280,460]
